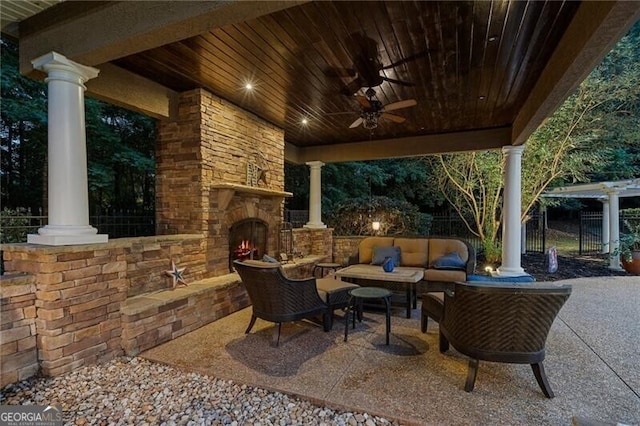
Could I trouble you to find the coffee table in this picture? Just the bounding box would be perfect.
[335,264,424,318]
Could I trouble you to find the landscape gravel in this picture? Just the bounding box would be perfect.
[0,357,401,426]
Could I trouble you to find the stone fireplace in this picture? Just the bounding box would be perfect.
[156,88,291,277]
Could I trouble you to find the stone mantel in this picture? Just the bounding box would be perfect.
[212,183,292,210]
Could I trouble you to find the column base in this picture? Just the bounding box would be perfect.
[28,233,108,246]
[304,223,327,229]
[492,266,527,277]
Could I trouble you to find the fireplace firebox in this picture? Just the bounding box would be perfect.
[229,219,268,271]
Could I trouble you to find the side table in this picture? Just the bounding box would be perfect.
[344,286,392,345]
[313,262,342,278]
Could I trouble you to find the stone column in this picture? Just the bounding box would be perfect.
[606,189,622,270]
[28,52,107,246]
[304,161,326,229]
[496,145,526,276]
[601,199,610,254]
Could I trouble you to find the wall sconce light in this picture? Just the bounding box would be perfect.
[372,221,381,231]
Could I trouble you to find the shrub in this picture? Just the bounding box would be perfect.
[0,208,32,243]
[325,196,431,236]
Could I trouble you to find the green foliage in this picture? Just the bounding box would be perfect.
[481,239,502,264]
[0,208,31,243]
[0,36,156,213]
[428,21,640,252]
[325,195,431,236]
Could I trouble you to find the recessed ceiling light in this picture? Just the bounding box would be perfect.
[479,95,486,100]
[488,36,498,42]
[301,118,308,125]
[245,83,253,90]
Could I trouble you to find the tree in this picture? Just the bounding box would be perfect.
[0,36,157,213]
[428,21,640,259]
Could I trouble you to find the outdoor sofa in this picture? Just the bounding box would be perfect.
[348,236,476,293]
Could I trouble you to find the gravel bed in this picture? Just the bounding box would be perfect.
[0,357,401,426]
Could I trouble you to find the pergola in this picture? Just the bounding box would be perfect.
[2,0,640,276]
[543,179,640,269]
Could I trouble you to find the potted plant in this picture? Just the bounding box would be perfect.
[617,219,640,274]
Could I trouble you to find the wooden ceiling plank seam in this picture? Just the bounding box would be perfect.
[370,2,404,106]
[274,6,360,116]
[494,0,545,110]
[192,33,292,114]
[499,1,562,113]
[468,1,494,127]
[476,0,505,127]
[503,1,578,110]
[484,0,528,122]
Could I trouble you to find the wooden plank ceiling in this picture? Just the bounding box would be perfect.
[114,1,580,148]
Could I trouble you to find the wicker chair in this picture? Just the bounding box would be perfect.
[432,281,572,397]
[233,260,331,346]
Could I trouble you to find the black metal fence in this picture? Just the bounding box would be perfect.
[579,211,640,254]
[286,209,546,254]
[285,210,309,228]
[0,208,155,243]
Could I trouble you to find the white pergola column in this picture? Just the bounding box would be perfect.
[601,199,610,254]
[606,189,622,270]
[28,52,108,246]
[304,161,326,229]
[496,145,526,276]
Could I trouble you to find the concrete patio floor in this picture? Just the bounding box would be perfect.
[140,276,640,425]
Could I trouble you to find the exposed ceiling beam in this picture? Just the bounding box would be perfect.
[512,1,640,146]
[19,0,307,75]
[86,64,178,120]
[289,127,512,164]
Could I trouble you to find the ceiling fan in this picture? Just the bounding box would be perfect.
[326,33,429,96]
[345,87,417,130]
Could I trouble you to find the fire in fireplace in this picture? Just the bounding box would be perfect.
[229,219,268,271]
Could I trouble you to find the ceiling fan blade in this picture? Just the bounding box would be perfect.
[341,77,363,96]
[349,117,364,128]
[355,95,371,110]
[326,66,357,77]
[382,99,417,112]
[382,76,415,87]
[381,113,406,123]
[380,50,431,70]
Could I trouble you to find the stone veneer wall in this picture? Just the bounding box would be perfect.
[1,235,206,378]
[156,88,286,276]
[293,228,334,261]
[0,273,38,387]
[333,236,366,265]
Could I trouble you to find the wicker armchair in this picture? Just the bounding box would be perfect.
[233,260,331,346]
[433,281,572,397]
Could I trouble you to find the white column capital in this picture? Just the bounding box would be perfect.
[502,145,525,156]
[305,161,324,169]
[32,52,99,88]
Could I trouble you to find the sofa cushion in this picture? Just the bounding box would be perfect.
[395,238,428,267]
[358,237,394,264]
[428,238,469,267]
[432,252,466,270]
[371,246,401,266]
[424,268,467,283]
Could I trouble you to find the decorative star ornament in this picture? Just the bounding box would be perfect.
[165,261,187,289]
